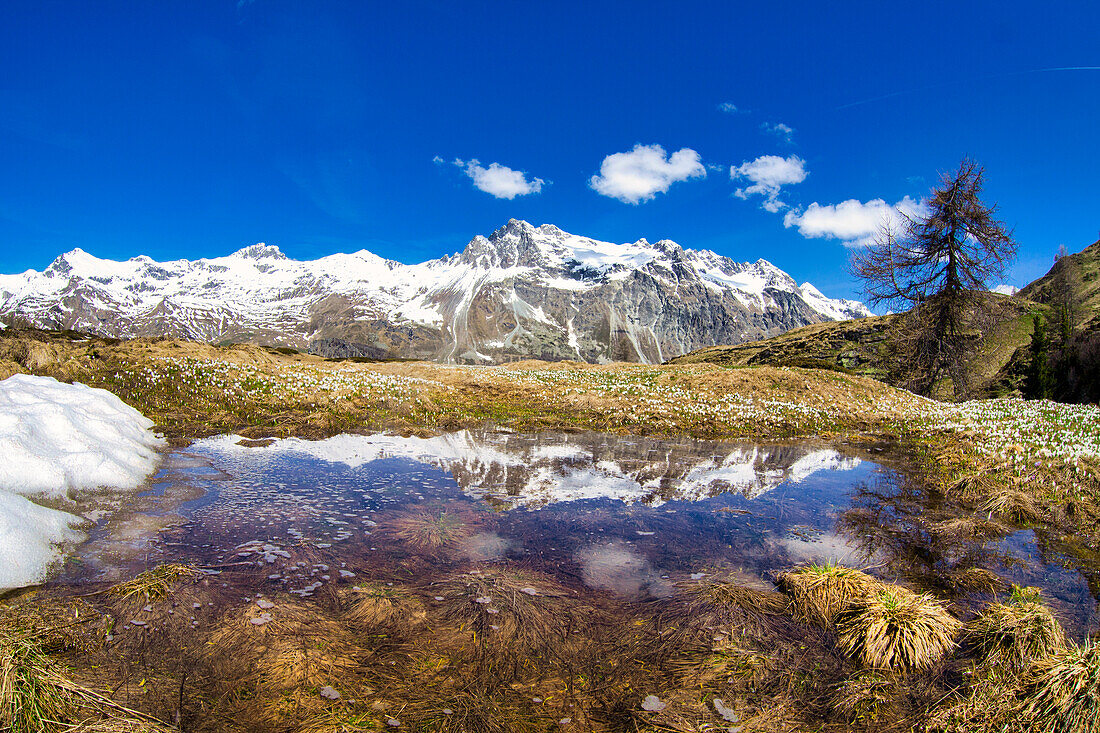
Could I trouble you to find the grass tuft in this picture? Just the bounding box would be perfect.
[830,670,897,724]
[0,631,72,732]
[386,510,473,554]
[341,584,426,630]
[835,586,961,671]
[947,566,1008,595]
[1016,640,1100,733]
[963,584,1065,672]
[776,562,878,627]
[982,489,1042,525]
[107,564,205,600]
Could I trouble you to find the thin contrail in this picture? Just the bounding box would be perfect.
[835,66,1100,111]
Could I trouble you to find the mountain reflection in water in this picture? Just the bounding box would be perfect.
[196,430,862,508]
[65,429,1098,638]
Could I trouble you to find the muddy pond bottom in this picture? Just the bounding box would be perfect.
[62,429,1099,637]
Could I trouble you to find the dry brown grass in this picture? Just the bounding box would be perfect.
[105,563,205,600]
[701,579,789,616]
[776,563,879,627]
[929,516,1007,542]
[207,599,359,691]
[830,670,900,725]
[660,575,803,657]
[431,567,592,666]
[1016,640,1100,733]
[389,685,548,733]
[0,610,173,733]
[835,586,961,671]
[66,717,177,733]
[963,585,1065,672]
[340,583,427,630]
[0,630,74,732]
[296,708,380,733]
[982,488,1043,525]
[947,566,1008,595]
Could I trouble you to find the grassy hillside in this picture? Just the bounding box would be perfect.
[1019,239,1100,332]
[669,295,1040,399]
[671,239,1100,400]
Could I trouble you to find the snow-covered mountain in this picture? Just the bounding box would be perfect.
[0,220,870,363]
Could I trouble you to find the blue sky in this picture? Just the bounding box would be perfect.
[2,1,1098,302]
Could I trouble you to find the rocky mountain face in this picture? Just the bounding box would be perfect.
[0,220,870,364]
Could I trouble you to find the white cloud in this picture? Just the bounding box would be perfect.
[730,154,807,212]
[782,196,929,247]
[761,122,794,143]
[589,144,706,204]
[453,159,545,199]
[432,155,445,164]
[718,102,741,114]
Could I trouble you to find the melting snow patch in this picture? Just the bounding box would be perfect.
[0,375,164,497]
[0,375,164,590]
[0,492,84,590]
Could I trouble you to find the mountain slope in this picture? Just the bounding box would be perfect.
[672,242,1100,398]
[0,220,870,364]
[1018,239,1100,332]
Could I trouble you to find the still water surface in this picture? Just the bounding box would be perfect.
[62,429,1099,637]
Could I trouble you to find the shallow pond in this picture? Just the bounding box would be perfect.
[59,429,1099,638]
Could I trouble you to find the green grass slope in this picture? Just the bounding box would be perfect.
[670,239,1100,400]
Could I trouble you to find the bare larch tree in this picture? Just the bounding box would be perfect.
[851,158,1016,398]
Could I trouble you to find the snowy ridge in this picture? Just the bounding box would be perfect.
[0,220,871,363]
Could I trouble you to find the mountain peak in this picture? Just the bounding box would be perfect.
[232,243,287,260]
[1,220,874,365]
[46,248,93,275]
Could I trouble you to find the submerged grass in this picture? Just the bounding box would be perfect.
[106,564,205,600]
[432,567,593,668]
[341,583,426,630]
[830,670,899,725]
[386,510,474,554]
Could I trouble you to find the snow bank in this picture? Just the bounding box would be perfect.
[0,492,84,590]
[0,374,164,496]
[0,374,165,589]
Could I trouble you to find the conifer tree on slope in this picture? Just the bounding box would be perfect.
[851,158,1016,398]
